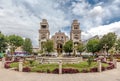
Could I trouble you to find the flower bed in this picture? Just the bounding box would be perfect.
[4,61,13,69]
[23,67,31,72]
[4,60,116,74]
[52,68,79,74]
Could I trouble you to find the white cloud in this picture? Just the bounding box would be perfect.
[0,0,120,47]
[0,0,70,47]
[71,1,90,16]
[82,21,120,40]
[89,6,103,17]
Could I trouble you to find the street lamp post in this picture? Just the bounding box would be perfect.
[103,44,108,56]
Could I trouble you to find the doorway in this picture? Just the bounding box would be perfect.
[57,43,63,53]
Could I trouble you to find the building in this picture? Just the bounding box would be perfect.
[39,19,81,53]
[83,35,99,45]
[51,30,69,53]
[70,20,81,46]
[39,19,50,50]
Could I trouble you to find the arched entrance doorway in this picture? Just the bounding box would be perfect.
[57,43,63,54]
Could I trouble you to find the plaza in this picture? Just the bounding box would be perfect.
[0,61,120,81]
[0,0,120,81]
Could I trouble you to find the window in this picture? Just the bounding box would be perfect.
[74,25,78,29]
[41,25,46,29]
[41,36,46,39]
[61,36,64,40]
[57,36,59,40]
[74,35,79,39]
[41,34,46,39]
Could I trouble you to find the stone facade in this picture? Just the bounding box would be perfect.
[39,19,81,53]
[39,19,50,50]
[51,30,69,53]
[70,20,81,46]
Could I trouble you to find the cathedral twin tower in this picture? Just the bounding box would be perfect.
[39,19,81,53]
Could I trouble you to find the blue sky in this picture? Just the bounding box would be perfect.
[0,0,120,47]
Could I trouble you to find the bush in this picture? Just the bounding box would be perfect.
[23,67,31,72]
[52,68,59,74]
[107,64,114,70]
[52,68,79,74]
[102,67,106,71]
[4,62,12,69]
[90,67,98,72]
[81,69,89,73]
[13,58,20,62]
[62,68,79,74]
[10,62,18,68]
[87,56,94,66]
[117,59,120,62]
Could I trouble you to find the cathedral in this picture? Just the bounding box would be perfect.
[39,19,81,53]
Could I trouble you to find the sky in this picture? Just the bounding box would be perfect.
[0,0,120,47]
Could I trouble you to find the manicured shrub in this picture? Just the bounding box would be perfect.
[81,69,89,73]
[108,62,113,65]
[90,67,98,72]
[62,68,79,74]
[107,64,114,70]
[10,62,19,68]
[47,69,50,73]
[87,56,94,66]
[23,67,31,72]
[102,66,106,71]
[4,63,10,69]
[13,58,20,62]
[52,68,59,74]
[117,59,120,62]
[52,68,79,74]
[37,70,45,73]
[4,62,12,69]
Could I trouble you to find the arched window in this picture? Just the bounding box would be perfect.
[41,25,46,29]
[41,34,46,39]
[74,25,79,29]
[74,35,79,39]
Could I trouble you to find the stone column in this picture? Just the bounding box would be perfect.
[80,57,83,62]
[98,60,102,72]
[59,60,62,74]
[12,56,14,61]
[19,59,23,72]
[113,59,117,68]
[103,57,107,62]
[2,57,5,68]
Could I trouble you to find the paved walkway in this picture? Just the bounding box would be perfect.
[0,62,120,81]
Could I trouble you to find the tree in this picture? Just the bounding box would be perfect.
[108,47,116,61]
[77,43,85,56]
[63,40,73,55]
[23,38,33,54]
[8,35,24,54]
[116,38,120,53]
[0,33,7,52]
[99,32,117,53]
[44,40,54,55]
[86,38,100,55]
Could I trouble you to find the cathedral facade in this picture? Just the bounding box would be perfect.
[39,19,81,53]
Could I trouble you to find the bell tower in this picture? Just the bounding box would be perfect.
[39,19,50,50]
[70,20,81,46]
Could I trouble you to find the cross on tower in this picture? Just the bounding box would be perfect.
[103,44,108,55]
